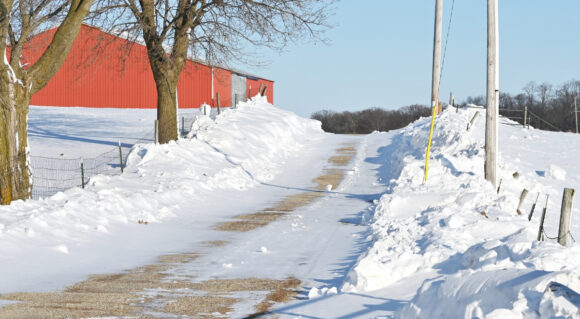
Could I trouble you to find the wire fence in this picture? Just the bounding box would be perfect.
[541,229,576,244]
[28,112,199,200]
[528,110,562,131]
[498,107,563,131]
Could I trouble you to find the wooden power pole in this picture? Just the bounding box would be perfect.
[485,0,499,187]
[431,0,443,113]
[575,96,578,134]
[424,0,443,182]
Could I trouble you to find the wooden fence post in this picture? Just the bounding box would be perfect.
[527,114,531,129]
[261,85,268,97]
[524,106,528,128]
[537,195,549,241]
[558,188,575,246]
[517,189,529,215]
[216,92,221,115]
[528,193,540,221]
[466,111,480,131]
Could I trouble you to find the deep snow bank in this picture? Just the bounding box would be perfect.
[342,107,580,318]
[128,95,323,191]
[0,96,323,292]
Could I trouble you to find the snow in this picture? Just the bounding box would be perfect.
[27,106,156,158]
[308,286,338,299]
[1,96,326,293]
[546,164,567,181]
[2,100,580,318]
[336,107,580,318]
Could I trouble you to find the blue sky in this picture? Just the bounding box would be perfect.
[242,0,580,117]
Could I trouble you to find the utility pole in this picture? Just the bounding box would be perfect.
[424,0,443,182]
[431,0,443,114]
[575,96,578,134]
[485,0,499,187]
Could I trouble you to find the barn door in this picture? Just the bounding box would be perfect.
[231,74,247,108]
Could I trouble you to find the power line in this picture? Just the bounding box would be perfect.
[439,0,456,85]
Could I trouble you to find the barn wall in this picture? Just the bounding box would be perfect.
[31,25,157,108]
[26,25,272,109]
[212,67,232,107]
[261,79,274,104]
[178,61,212,108]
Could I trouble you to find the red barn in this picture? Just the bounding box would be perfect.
[23,25,274,109]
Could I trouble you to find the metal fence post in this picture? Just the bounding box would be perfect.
[118,141,124,173]
[181,116,185,136]
[80,158,85,189]
[216,92,221,115]
[528,193,540,221]
[154,120,159,144]
[537,195,549,241]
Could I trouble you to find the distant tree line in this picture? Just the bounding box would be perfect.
[311,105,431,134]
[462,79,580,132]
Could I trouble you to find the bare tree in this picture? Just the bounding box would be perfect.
[537,82,553,109]
[92,0,333,143]
[465,78,580,132]
[0,0,95,204]
[523,81,537,106]
[311,105,431,134]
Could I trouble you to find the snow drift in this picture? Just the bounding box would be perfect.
[0,96,323,292]
[342,107,580,318]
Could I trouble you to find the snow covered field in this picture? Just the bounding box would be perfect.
[28,106,209,158]
[1,99,580,318]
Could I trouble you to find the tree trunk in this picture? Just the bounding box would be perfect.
[154,72,179,143]
[0,0,93,205]
[139,0,191,145]
[0,75,32,204]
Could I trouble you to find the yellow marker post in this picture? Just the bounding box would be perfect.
[424,104,438,182]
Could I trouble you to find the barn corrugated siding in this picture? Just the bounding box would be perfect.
[30,26,158,108]
[177,61,212,108]
[27,25,272,109]
[212,67,231,107]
